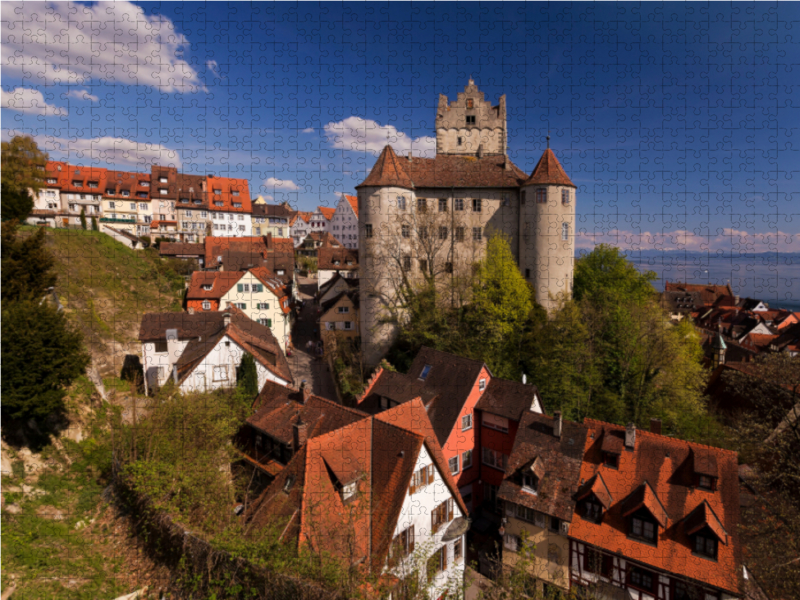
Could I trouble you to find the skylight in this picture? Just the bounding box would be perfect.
[419,364,432,381]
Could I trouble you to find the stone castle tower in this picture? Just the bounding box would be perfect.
[358,81,575,368]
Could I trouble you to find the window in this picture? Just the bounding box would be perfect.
[445,262,453,274]
[159,176,168,183]
[431,498,455,532]
[213,366,228,381]
[257,302,269,311]
[419,259,428,273]
[698,475,714,490]
[536,188,547,203]
[337,306,350,313]
[562,222,569,241]
[365,223,373,238]
[214,189,221,195]
[392,526,415,561]
[479,378,486,391]
[562,189,570,204]
[629,565,655,592]
[139,203,148,210]
[483,413,509,433]
[428,546,448,575]
[417,198,427,213]
[342,481,357,501]
[202,301,211,311]
[583,498,603,523]
[454,198,464,211]
[401,224,410,238]
[584,548,612,577]
[232,190,240,196]
[160,188,168,195]
[482,447,507,471]
[130,203,136,210]
[457,136,463,146]
[438,198,447,212]
[73,180,83,188]
[455,227,465,242]
[454,538,463,562]
[449,456,459,474]
[397,196,407,210]
[154,341,168,353]
[438,226,448,240]
[630,511,657,544]
[604,452,620,468]
[466,99,474,109]
[470,227,482,242]
[419,364,432,380]
[252,284,263,293]
[503,194,510,207]
[419,226,428,240]
[549,516,561,533]
[515,503,538,524]
[109,201,116,209]
[462,414,472,431]
[235,303,246,310]
[47,178,57,184]
[141,181,149,187]
[521,471,539,492]
[410,464,435,494]
[402,256,412,271]
[344,321,353,330]
[276,270,285,276]
[694,531,718,559]
[462,450,472,470]
[504,534,520,552]
[466,115,476,125]
[472,198,482,212]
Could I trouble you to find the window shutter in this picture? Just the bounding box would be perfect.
[237,284,243,292]
[442,545,448,570]
[409,526,415,554]
[427,464,435,484]
[448,498,454,520]
[431,509,436,533]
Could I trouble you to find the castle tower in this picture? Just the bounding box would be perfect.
[519,142,576,312]
[436,78,507,156]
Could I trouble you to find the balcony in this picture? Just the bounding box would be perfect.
[99,217,136,224]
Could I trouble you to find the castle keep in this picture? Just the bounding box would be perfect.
[357,80,576,367]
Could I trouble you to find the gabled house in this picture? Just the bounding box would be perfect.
[319,289,359,337]
[499,411,588,596]
[251,202,292,238]
[289,211,313,247]
[298,231,343,258]
[330,193,359,249]
[317,272,359,305]
[244,398,468,600]
[318,246,359,289]
[138,307,292,395]
[664,282,733,307]
[569,420,743,600]
[204,235,295,287]
[185,267,293,351]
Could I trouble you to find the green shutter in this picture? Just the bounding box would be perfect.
[237,284,243,292]
[241,303,247,310]
[267,319,272,327]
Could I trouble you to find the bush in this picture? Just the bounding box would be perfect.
[80,208,87,230]
[138,234,151,247]
[91,216,98,231]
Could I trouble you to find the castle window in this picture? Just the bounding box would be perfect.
[457,137,463,146]
[438,198,448,212]
[397,196,407,210]
[562,222,569,241]
[466,99,474,109]
[365,223,373,238]
[455,227,465,242]
[466,115,476,125]
[454,198,464,211]
[472,227,482,242]
[417,198,427,213]
[403,256,411,271]
[438,226,448,240]
[525,268,530,279]
[536,189,547,203]
[419,226,428,239]
[562,189,571,204]
[401,224,410,238]
[472,198,482,212]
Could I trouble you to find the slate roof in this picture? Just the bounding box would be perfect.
[498,412,588,522]
[357,145,528,190]
[475,377,542,421]
[522,148,576,188]
[571,418,743,596]
[318,247,358,271]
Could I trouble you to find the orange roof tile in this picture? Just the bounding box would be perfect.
[522,148,576,188]
[318,206,335,221]
[344,194,358,217]
[207,175,251,213]
[186,271,243,300]
[357,145,415,189]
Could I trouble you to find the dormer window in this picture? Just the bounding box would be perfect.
[201,284,212,291]
[698,475,715,491]
[419,364,432,381]
[629,509,657,544]
[283,475,295,492]
[693,529,718,559]
[603,452,620,469]
[342,481,357,501]
[583,497,603,523]
[521,472,539,493]
[159,176,168,183]
[233,202,242,208]
[479,378,486,392]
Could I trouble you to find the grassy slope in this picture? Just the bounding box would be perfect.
[34,227,184,376]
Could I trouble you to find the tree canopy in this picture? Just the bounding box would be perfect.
[1,220,57,302]
[1,135,48,222]
[237,353,259,397]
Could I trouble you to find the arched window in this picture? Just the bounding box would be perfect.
[562,222,569,241]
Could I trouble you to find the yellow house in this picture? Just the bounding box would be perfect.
[319,290,359,338]
[187,267,293,353]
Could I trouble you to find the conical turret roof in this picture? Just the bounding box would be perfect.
[356,145,414,189]
[522,148,576,188]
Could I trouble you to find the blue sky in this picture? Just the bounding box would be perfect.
[2,1,799,253]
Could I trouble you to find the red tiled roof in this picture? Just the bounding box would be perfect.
[206,175,252,213]
[186,271,243,300]
[522,148,576,188]
[317,247,358,271]
[665,281,733,306]
[357,145,415,189]
[572,418,742,595]
[575,472,613,509]
[249,267,291,313]
[204,236,294,281]
[344,194,358,217]
[159,242,204,257]
[289,211,313,226]
[318,206,335,221]
[106,170,150,198]
[47,162,109,194]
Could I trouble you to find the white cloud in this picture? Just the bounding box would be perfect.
[576,228,797,253]
[324,116,436,157]
[302,127,314,133]
[1,87,66,116]
[2,1,204,93]
[5,128,180,168]
[207,60,221,78]
[66,89,99,102]
[264,177,299,190]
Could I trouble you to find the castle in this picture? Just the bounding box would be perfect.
[357,80,576,367]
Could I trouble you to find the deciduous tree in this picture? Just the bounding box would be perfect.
[1,135,48,222]
[1,220,57,302]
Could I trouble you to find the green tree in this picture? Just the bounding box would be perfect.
[1,220,57,302]
[91,216,98,231]
[1,135,49,222]
[2,296,90,420]
[80,207,87,230]
[573,244,656,306]
[237,353,259,397]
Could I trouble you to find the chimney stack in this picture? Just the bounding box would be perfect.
[553,411,562,438]
[223,312,231,327]
[734,294,740,306]
[293,420,308,452]
[650,418,662,435]
[299,380,311,403]
[625,423,636,449]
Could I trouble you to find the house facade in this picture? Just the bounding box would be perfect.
[318,246,359,289]
[319,290,359,337]
[330,193,359,249]
[252,202,292,238]
[289,211,312,247]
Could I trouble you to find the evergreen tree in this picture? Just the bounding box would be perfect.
[91,216,98,231]
[2,296,90,420]
[1,135,49,222]
[237,354,259,397]
[1,220,57,302]
[80,207,87,230]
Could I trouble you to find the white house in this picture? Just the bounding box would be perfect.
[309,206,334,234]
[138,308,293,395]
[289,211,312,247]
[330,193,359,249]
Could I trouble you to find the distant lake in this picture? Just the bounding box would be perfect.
[589,251,800,312]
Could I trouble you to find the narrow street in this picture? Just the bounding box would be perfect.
[286,275,339,402]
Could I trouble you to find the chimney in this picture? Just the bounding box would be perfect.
[187,307,195,315]
[293,420,308,452]
[553,411,562,438]
[504,155,511,171]
[625,423,636,449]
[650,418,662,435]
[734,294,740,306]
[408,150,413,162]
[223,312,231,327]
[299,379,311,403]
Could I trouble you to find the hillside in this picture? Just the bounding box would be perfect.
[31,227,185,377]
